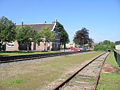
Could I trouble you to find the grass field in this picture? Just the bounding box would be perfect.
[106,52,118,67]
[0,51,102,90]
[97,52,120,90]
[0,51,55,56]
[118,50,120,54]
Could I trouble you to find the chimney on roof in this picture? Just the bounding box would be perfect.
[55,18,57,22]
[44,21,47,23]
[21,19,24,26]
[22,21,23,26]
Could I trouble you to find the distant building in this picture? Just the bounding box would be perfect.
[115,45,120,50]
[65,43,76,48]
[6,21,61,51]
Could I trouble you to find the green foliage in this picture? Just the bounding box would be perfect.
[16,25,35,50]
[0,16,16,43]
[16,26,33,44]
[115,40,120,45]
[56,22,69,45]
[40,27,56,42]
[16,25,43,50]
[40,27,56,51]
[32,30,42,44]
[60,30,69,44]
[94,45,108,51]
[73,28,93,46]
[88,38,94,47]
[8,79,25,85]
[102,40,111,45]
[94,40,115,51]
[0,43,6,51]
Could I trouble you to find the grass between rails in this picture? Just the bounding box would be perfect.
[0,51,102,90]
[118,51,120,54]
[0,51,55,56]
[97,53,120,90]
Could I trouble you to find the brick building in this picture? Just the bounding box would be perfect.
[6,21,61,51]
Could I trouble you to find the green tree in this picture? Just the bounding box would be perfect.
[102,40,111,45]
[40,27,56,51]
[115,41,120,45]
[73,28,90,47]
[0,16,16,51]
[102,40,115,50]
[56,22,69,49]
[109,42,115,49]
[88,38,94,47]
[94,40,115,51]
[16,25,34,51]
[32,30,42,50]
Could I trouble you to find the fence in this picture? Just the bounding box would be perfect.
[113,50,120,66]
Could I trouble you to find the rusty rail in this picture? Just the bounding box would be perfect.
[94,52,110,90]
[52,52,108,90]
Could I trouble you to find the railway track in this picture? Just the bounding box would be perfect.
[0,51,87,64]
[52,52,109,90]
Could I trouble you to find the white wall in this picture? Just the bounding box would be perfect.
[115,45,120,50]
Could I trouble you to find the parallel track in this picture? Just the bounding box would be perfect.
[0,51,87,64]
[52,52,109,90]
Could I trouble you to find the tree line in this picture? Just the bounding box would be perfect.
[1,16,118,51]
[94,40,115,51]
[0,16,69,51]
[73,28,119,51]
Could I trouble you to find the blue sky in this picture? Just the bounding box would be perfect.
[1,0,120,43]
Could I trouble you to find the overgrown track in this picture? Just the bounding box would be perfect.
[0,51,87,64]
[52,52,109,90]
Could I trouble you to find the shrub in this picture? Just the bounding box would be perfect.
[94,40,115,51]
[94,45,107,51]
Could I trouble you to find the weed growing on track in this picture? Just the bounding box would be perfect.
[8,80,25,85]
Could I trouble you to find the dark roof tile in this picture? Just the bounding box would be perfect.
[17,23,55,31]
